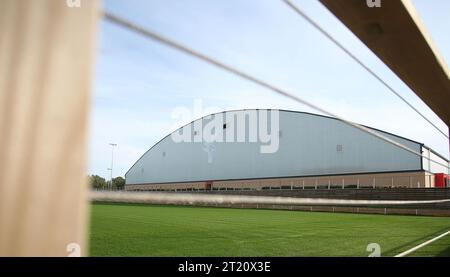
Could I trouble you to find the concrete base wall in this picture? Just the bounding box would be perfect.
[190,203,450,217]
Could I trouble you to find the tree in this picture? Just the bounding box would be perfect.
[112,176,125,190]
[89,175,107,190]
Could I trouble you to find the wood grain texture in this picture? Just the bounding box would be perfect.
[319,0,450,126]
[0,0,99,256]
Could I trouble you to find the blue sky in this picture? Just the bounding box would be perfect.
[89,0,450,179]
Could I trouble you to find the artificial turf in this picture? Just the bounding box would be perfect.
[89,203,450,257]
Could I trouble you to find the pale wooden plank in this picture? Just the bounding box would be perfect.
[319,0,450,126]
[0,0,99,256]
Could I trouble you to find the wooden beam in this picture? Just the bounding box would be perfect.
[320,0,450,127]
[0,0,99,256]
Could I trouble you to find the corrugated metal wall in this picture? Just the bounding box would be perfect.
[126,110,422,185]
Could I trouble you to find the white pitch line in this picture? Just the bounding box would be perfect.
[395,230,450,257]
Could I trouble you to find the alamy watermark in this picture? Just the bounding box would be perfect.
[66,242,81,257]
[66,0,81,8]
[170,100,280,155]
[366,243,381,257]
[366,0,381,8]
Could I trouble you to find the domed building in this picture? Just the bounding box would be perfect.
[125,110,449,191]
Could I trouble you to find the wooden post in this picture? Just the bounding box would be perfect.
[0,0,99,256]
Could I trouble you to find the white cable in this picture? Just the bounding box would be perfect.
[91,191,450,206]
[102,12,450,170]
[282,0,449,140]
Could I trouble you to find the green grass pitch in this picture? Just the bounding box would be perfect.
[89,203,450,257]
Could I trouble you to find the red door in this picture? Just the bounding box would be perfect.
[205,181,212,190]
[435,173,448,188]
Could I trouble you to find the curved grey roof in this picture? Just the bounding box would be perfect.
[125,109,423,185]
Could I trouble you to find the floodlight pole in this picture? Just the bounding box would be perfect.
[109,143,117,190]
